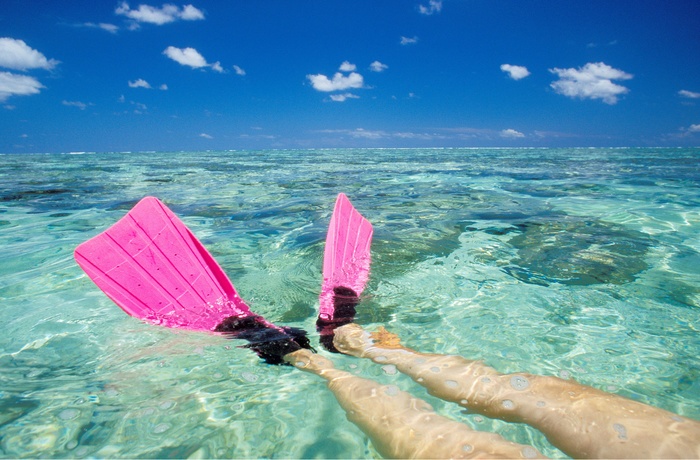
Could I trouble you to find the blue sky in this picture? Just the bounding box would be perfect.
[1,0,699,152]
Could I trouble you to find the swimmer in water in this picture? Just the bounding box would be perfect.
[76,196,699,458]
[284,322,699,459]
[286,341,545,459]
[216,285,699,458]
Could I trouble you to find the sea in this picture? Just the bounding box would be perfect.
[1,148,698,458]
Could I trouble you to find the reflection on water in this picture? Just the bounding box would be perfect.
[0,148,699,458]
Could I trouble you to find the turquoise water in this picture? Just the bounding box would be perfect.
[1,148,698,458]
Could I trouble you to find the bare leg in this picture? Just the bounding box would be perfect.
[285,349,546,459]
[333,324,700,459]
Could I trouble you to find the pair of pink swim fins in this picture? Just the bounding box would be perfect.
[74,194,373,363]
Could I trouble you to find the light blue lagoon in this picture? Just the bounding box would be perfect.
[1,148,698,458]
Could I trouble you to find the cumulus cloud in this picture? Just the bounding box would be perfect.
[115,2,204,25]
[370,61,388,72]
[671,123,700,140]
[679,89,700,99]
[180,4,205,20]
[549,62,632,104]
[210,61,224,73]
[163,46,206,67]
[233,65,246,76]
[0,37,58,102]
[400,36,419,45]
[128,79,168,90]
[419,0,442,15]
[339,61,356,72]
[164,46,224,72]
[308,62,379,97]
[330,93,360,102]
[0,71,43,101]
[0,38,54,102]
[199,132,213,139]
[307,70,364,92]
[500,64,530,80]
[0,38,59,71]
[163,46,224,72]
[128,78,151,89]
[500,128,525,138]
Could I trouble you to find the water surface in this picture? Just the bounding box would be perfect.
[1,148,698,458]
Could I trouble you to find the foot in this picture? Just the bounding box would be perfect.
[332,324,405,359]
[285,348,336,373]
[316,286,359,352]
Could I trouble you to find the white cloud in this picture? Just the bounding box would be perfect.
[549,62,632,104]
[180,4,205,20]
[115,2,204,25]
[199,132,213,139]
[233,65,246,76]
[162,46,224,73]
[307,71,364,92]
[62,100,89,110]
[330,93,360,102]
[0,71,44,101]
[587,40,618,48]
[128,78,167,90]
[128,78,152,89]
[500,64,530,80]
[163,46,212,69]
[679,89,700,99]
[370,61,388,72]
[400,36,419,45]
[419,0,442,15]
[500,128,525,138]
[0,38,58,71]
[339,61,356,72]
[99,23,120,33]
[82,22,119,33]
[317,128,444,141]
[346,128,386,139]
[688,124,700,133]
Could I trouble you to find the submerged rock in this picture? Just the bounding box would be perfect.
[502,218,653,286]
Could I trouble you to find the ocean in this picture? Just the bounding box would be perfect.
[1,148,698,458]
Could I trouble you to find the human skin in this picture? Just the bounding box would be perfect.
[332,323,700,459]
[285,348,545,459]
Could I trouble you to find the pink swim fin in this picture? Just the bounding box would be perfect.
[74,196,252,332]
[75,196,312,364]
[316,194,373,350]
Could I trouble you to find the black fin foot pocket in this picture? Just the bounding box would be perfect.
[316,286,359,353]
[215,315,314,365]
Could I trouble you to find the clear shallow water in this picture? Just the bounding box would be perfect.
[1,148,699,458]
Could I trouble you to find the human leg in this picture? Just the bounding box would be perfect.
[285,348,545,459]
[333,324,700,459]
